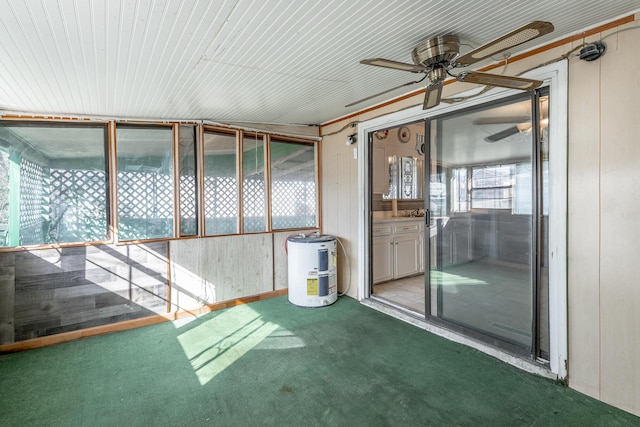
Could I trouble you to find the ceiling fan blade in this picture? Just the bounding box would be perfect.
[360,58,427,73]
[456,21,554,66]
[423,82,443,109]
[457,71,542,90]
[484,125,520,142]
[345,74,428,108]
[473,116,530,125]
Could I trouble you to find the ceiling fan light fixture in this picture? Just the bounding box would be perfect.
[424,82,443,109]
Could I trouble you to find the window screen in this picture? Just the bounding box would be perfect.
[203,130,238,235]
[243,134,266,233]
[270,140,317,229]
[179,125,197,236]
[116,125,174,241]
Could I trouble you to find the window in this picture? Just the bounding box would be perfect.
[512,161,549,215]
[0,120,320,247]
[430,170,447,217]
[0,122,108,247]
[115,125,174,241]
[270,139,317,229]
[179,125,198,236]
[451,167,468,213]
[471,164,514,209]
[203,130,238,235]
[242,133,267,233]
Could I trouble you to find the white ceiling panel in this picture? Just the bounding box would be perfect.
[0,0,639,125]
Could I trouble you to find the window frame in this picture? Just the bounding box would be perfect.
[176,124,199,238]
[201,126,241,237]
[0,119,321,252]
[112,122,177,244]
[0,119,111,251]
[269,136,319,232]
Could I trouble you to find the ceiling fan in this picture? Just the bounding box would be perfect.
[474,116,550,142]
[348,21,554,110]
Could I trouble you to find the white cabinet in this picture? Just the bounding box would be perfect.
[372,219,423,284]
[394,234,420,278]
[372,235,393,283]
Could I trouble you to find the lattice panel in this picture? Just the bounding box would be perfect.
[202,176,237,234]
[272,181,316,229]
[180,174,197,234]
[0,151,9,225]
[204,176,237,219]
[19,158,46,244]
[243,178,265,217]
[243,177,266,232]
[118,171,174,219]
[49,169,107,242]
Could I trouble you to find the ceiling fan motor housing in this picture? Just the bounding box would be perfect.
[412,34,460,68]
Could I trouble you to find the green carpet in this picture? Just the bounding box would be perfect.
[0,296,637,426]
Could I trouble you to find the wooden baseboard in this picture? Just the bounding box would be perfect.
[0,288,288,354]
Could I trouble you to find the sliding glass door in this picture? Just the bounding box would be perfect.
[425,90,549,357]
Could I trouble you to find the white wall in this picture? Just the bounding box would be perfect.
[567,19,640,415]
[321,15,640,416]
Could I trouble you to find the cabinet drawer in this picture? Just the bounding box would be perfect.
[372,225,393,236]
[394,223,420,234]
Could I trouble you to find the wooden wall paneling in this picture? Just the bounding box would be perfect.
[322,130,358,297]
[0,288,288,353]
[12,242,169,341]
[170,235,276,310]
[272,229,319,291]
[566,34,603,399]
[201,235,236,302]
[237,233,274,300]
[0,253,15,344]
[169,239,216,311]
[85,244,168,312]
[344,132,359,298]
[203,236,232,302]
[273,231,291,290]
[598,23,640,415]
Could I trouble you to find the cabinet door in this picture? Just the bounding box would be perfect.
[372,145,389,194]
[394,234,420,278]
[372,236,393,283]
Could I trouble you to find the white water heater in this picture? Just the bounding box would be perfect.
[287,234,337,307]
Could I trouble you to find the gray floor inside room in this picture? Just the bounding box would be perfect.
[373,260,548,349]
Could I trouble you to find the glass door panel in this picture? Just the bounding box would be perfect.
[427,94,535,350]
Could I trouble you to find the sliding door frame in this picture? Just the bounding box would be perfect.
[423,89,549,359]
[357,61,567,379]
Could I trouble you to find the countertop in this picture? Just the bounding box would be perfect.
[372,216,425,224]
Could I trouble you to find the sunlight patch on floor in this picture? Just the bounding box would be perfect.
[431,270,488,286]
[176,304,301,385]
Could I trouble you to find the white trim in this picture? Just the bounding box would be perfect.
[545,60,569,380]
[357,61,568,379]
